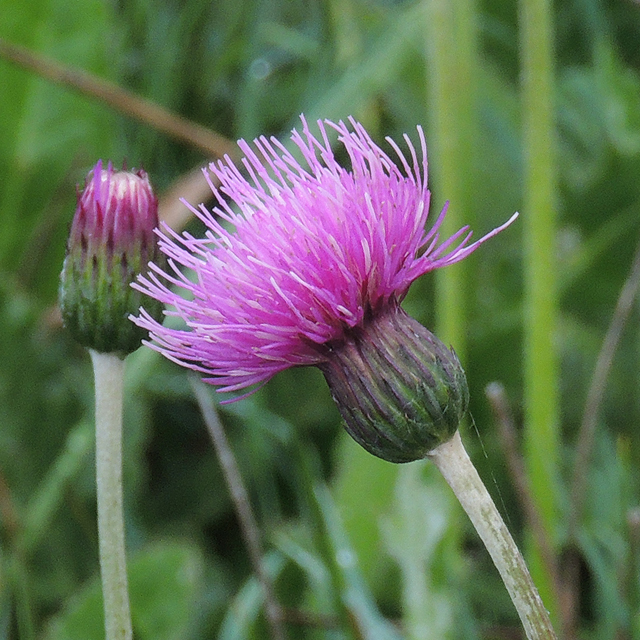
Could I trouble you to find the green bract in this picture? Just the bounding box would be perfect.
[319,305,469,463]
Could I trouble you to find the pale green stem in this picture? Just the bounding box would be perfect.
[90,350,132,640]
[519,0,560,619]
[428,431,557,640]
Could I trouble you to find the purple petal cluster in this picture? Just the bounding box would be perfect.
[71,161,159,266]
[133,117,516,393]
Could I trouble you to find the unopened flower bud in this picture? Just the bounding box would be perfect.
[319,306,469,463]
[59,161,163,355]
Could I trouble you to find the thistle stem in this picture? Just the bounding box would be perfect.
[90,350,132,640]
[427,430,557,640]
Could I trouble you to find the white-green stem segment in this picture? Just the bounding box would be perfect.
[428,431,557,640]
[90,350,132,640]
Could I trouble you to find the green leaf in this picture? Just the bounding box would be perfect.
[21,420,93,553]
[44,541,204,640]
[576,431,632,638]
[313,484,404,640]
[297,1,427,126]
[217,553,286,640]
[381,462,456,640]
[332,432,397,583]
[0,0,120,294]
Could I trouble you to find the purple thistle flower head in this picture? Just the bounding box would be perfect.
[133,117,516,461]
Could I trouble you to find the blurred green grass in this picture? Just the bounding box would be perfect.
[2,0,640,638]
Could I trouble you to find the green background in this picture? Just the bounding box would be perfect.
[2,0,640,638]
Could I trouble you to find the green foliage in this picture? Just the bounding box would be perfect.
[44,541,205,640]
[2,0,640,637]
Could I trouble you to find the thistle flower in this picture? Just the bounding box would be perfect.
[60,161,163,356]
[133,117,516,462]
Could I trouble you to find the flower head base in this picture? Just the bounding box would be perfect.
[319,306,468,462]
[60,161,164,356]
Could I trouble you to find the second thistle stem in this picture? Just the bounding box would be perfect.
[189,377,286,640]
[90,350,132,640]
[427,430,556,640]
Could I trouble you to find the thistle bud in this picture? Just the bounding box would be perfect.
[59,161,164,355]
[319,306,469,463]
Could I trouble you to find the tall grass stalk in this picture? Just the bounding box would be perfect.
[423,1,477,634]
[519,0,561,622]
[425,0,477,356]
